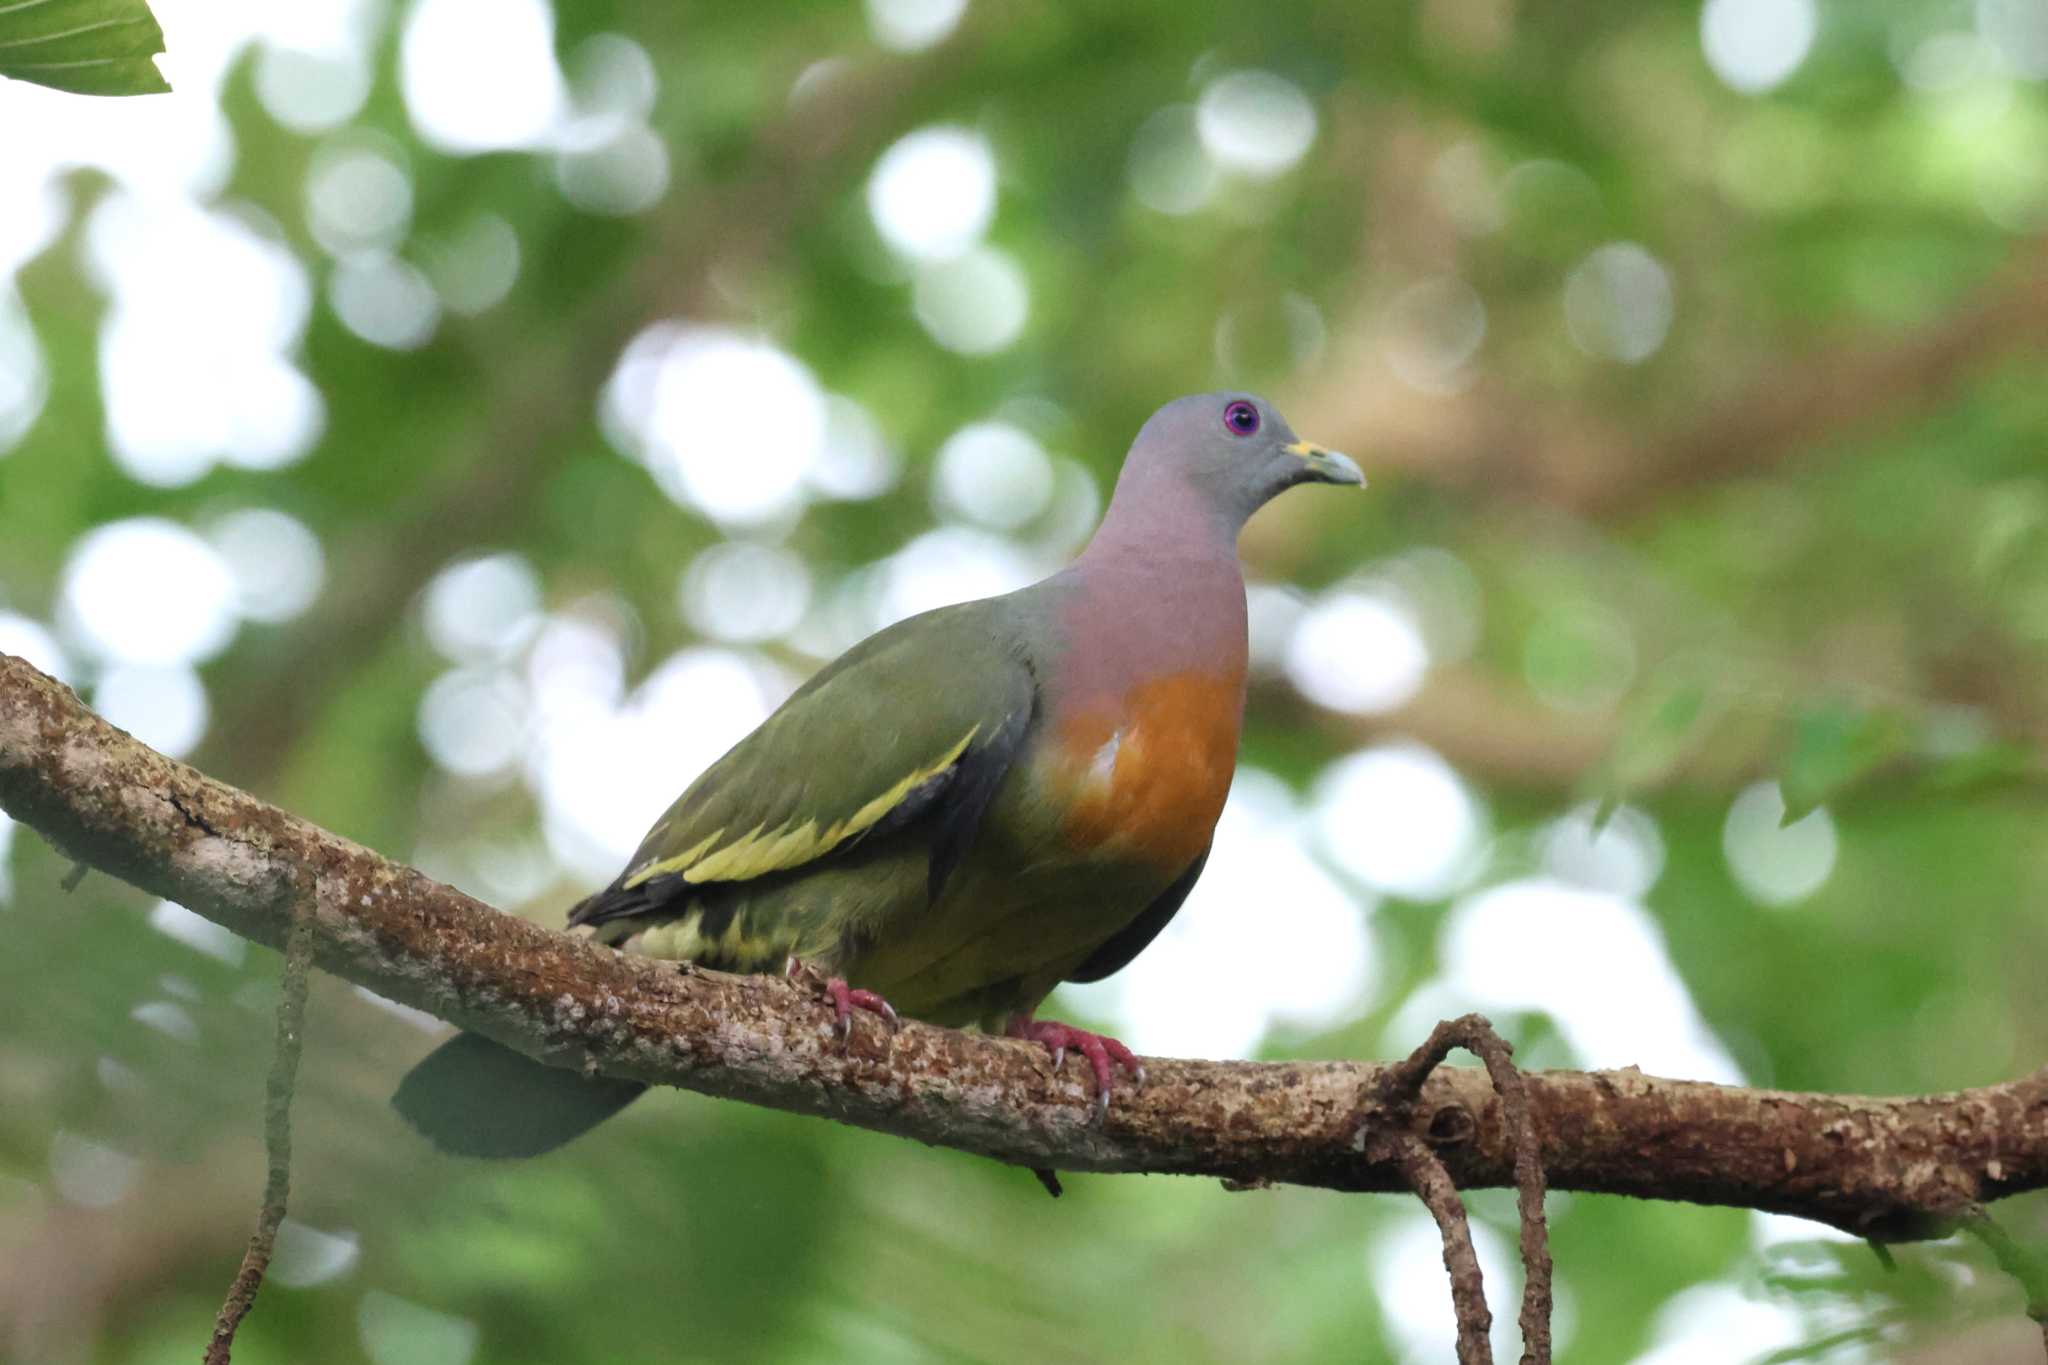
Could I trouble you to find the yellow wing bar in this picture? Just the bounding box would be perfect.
[620,727,980,890]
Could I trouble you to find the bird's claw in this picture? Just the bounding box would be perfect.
[1007,1017,1144,1122]
[787,957,899,1042]
[829,981,899,1039]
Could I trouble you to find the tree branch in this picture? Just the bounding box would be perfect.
[2,650,2044,1233]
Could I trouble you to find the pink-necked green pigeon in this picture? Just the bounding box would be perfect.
[394,392,1361,1158]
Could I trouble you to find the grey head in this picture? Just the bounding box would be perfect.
[1107,392,1363,542]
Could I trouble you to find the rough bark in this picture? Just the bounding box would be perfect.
[2,650,2044,1235]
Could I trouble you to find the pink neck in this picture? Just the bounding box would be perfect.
[1076,460,1242,569]
[1055,469,1249,700]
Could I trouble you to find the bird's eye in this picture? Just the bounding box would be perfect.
[1222,399,1260,436]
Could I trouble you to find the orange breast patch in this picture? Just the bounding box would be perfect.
[1055,671,1243,870]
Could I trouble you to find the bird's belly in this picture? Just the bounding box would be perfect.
[852,857,1169,1023]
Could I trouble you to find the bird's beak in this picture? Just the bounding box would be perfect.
[1284,439,1366,487]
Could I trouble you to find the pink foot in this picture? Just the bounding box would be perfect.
[787,958,899,1040]
[1006,1015,1145,1121]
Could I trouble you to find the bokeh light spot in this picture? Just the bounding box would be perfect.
[1285,588,1430,715]
[811,396,901,501]
[555,125,670,216]
[1438,878,1745,1081]
[1246,582,1308,671]
[1313,742,1484,900]
[879,527,1043,625]
[681,542,813,644]
[400,0,566,153]
[0,612,69,682]
[330,253,442,350]
[932,421,1055,529]
[148,899,247,965]
[270,1220,362,1288]
[0,59,231,197]
[1701,0,1819,94]
[49,1132,140,1210]
[866,126,997,262]
[423,552,543,662]
[1722,780,1838,905]
[913,246,1029,354]
[422,214,520,316]
[1381,275,1487,393]
[93,664,209,758]
[89,195,322,485]
[1632,1283,1806,1365]
[359,1290,479,1365]
[1195,71,1317,178]
[307,142,414,257]
[256,44,373,134]
[529,647,787,879]
[1564,241,1674,364]
[1542,802,1666,899]
[1980,0,2048,77]
[206,507,327,625]
[865,0,967,51]
[1898,30,1995,93]
[418,667,528,777]
[564,32,659,123]
[61,519,239,668]
[607,326,829,527]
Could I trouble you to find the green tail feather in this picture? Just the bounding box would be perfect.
[391,1032,647,1158]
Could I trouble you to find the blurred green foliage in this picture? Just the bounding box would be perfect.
[5,0,2048,1361]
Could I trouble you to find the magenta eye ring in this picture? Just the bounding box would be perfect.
[1222,399,1260,436]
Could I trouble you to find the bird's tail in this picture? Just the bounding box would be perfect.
[391,1031,647,1158]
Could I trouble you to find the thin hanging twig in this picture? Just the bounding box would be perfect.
[202,896,315,1365]
[1370,1129,1496,1363]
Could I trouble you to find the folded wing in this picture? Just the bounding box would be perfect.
[569,602,1037,937]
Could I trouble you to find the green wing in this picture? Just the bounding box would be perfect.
[569,601,1036,931]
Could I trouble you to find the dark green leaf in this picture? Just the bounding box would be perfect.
[0,0,168,97]
[1777,700,1911,820]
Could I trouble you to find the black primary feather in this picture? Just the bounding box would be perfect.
[919,698,1031,905]
[565,875,670,931]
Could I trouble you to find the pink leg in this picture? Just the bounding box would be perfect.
[1006,1015,1146,1120]
[787,957,899,1040]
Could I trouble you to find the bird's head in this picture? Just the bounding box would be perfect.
[1124,391,1362,531]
